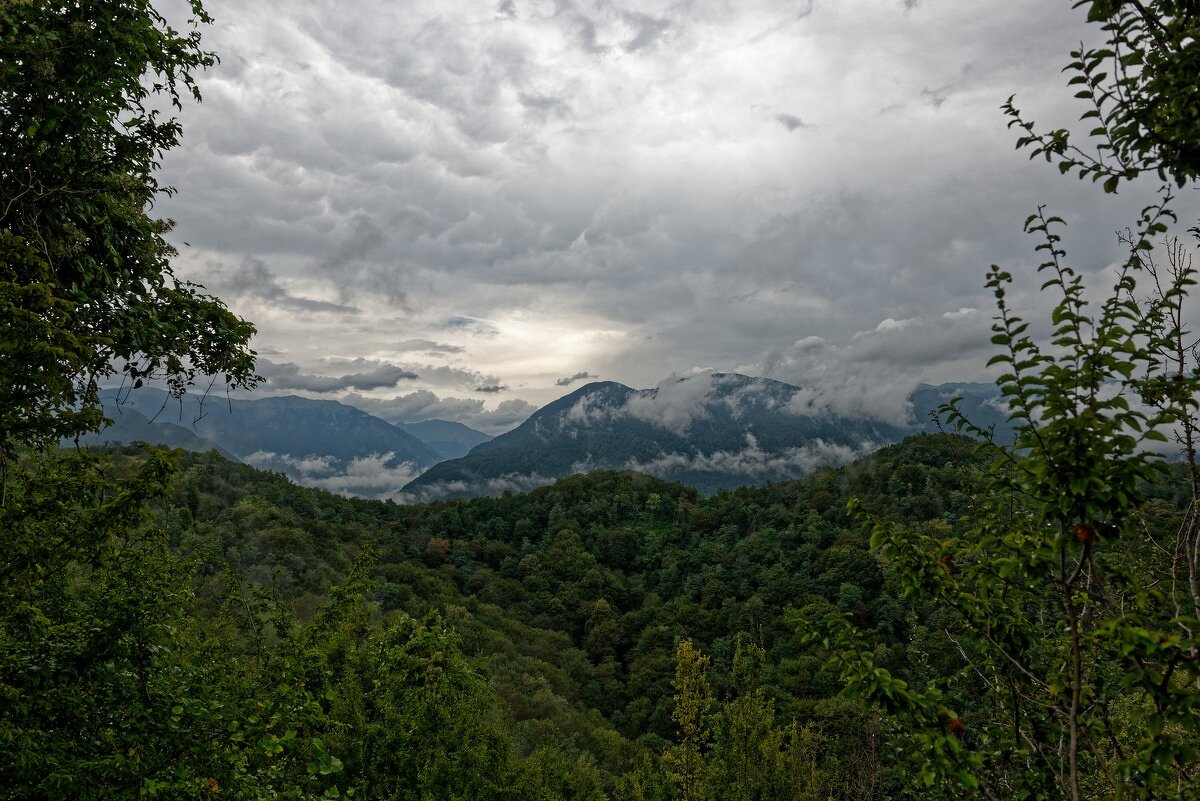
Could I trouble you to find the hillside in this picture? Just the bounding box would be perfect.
[399,418,493,459]
[159,432,998,793]
[72,404,233,458]
[150,431,1191,795]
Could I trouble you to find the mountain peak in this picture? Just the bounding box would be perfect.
[400,373,906,501]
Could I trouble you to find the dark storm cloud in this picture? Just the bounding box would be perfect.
[218,259,360,315]
[259,359,419,393]
[157,0,1200,420]
[475,385,508,393]
[622,11,671,52]
[774,113,809,132]
[393,339,465,355]
[556,371,597,386]
[318,215,387,274]
[412,364,502,389]
[439,317,500,338]
[519,92,572,118]
[314,214,414,309]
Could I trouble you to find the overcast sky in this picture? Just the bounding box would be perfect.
[156,0,1198,433]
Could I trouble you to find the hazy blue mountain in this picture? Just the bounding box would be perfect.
[909,382,1015,444]
[399,419,493,460]
[94,388,441,498]
[69,403,234,459]
[400,374,908,500]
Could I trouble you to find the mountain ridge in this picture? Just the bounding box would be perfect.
[81,377,1009,501]
[401,372,915,500]
[88,388,441,498]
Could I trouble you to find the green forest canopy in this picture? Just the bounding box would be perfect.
[3,1,1200,799]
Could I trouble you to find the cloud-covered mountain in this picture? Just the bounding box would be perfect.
[81,378,1008,501]
[399,373,912,500]
[91,388,442,498]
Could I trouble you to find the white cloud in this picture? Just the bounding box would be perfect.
[243,450,424,499]
[622,434,874,480]
[564,390,620,426]
[392,472,556,504]
[624,373,722,432]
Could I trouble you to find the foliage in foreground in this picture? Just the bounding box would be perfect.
[808,2,1200,799]
[0,0,257,456]
[1,447,619,800]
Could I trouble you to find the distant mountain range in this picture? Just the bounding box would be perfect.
[73,404,234,459]
[81,388,491,498]
[77,378,1009,501]
[399,374,1010,501]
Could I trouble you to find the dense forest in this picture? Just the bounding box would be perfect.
[4,1,1200,799]
[4,431,1198,799]
[0,433,1151,798]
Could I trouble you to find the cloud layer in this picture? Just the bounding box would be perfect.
[157,0,1200,428]
[557,371,598,386]
[243,450,423,499]
[621,434,873,481]
[259,358,419,393]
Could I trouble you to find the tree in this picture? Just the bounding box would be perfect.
[1006,1,1200,191]
[0,448,346,799]
[0,4,279,796]
[0,0,257,462]
[315,604,528,801]
[808,2,1200,799]
[705,639,786,801]
[665,639,711,801]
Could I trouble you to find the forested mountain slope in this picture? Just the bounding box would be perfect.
[11,430,1192,798]
[150,433,1090,794]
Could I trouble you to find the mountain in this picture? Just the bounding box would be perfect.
[910,381,1015,443]
[92,388,441,497]
[81,380,1009,502]
[400,373,909,500]
[72,404,234,459]
[398,419,492,460]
